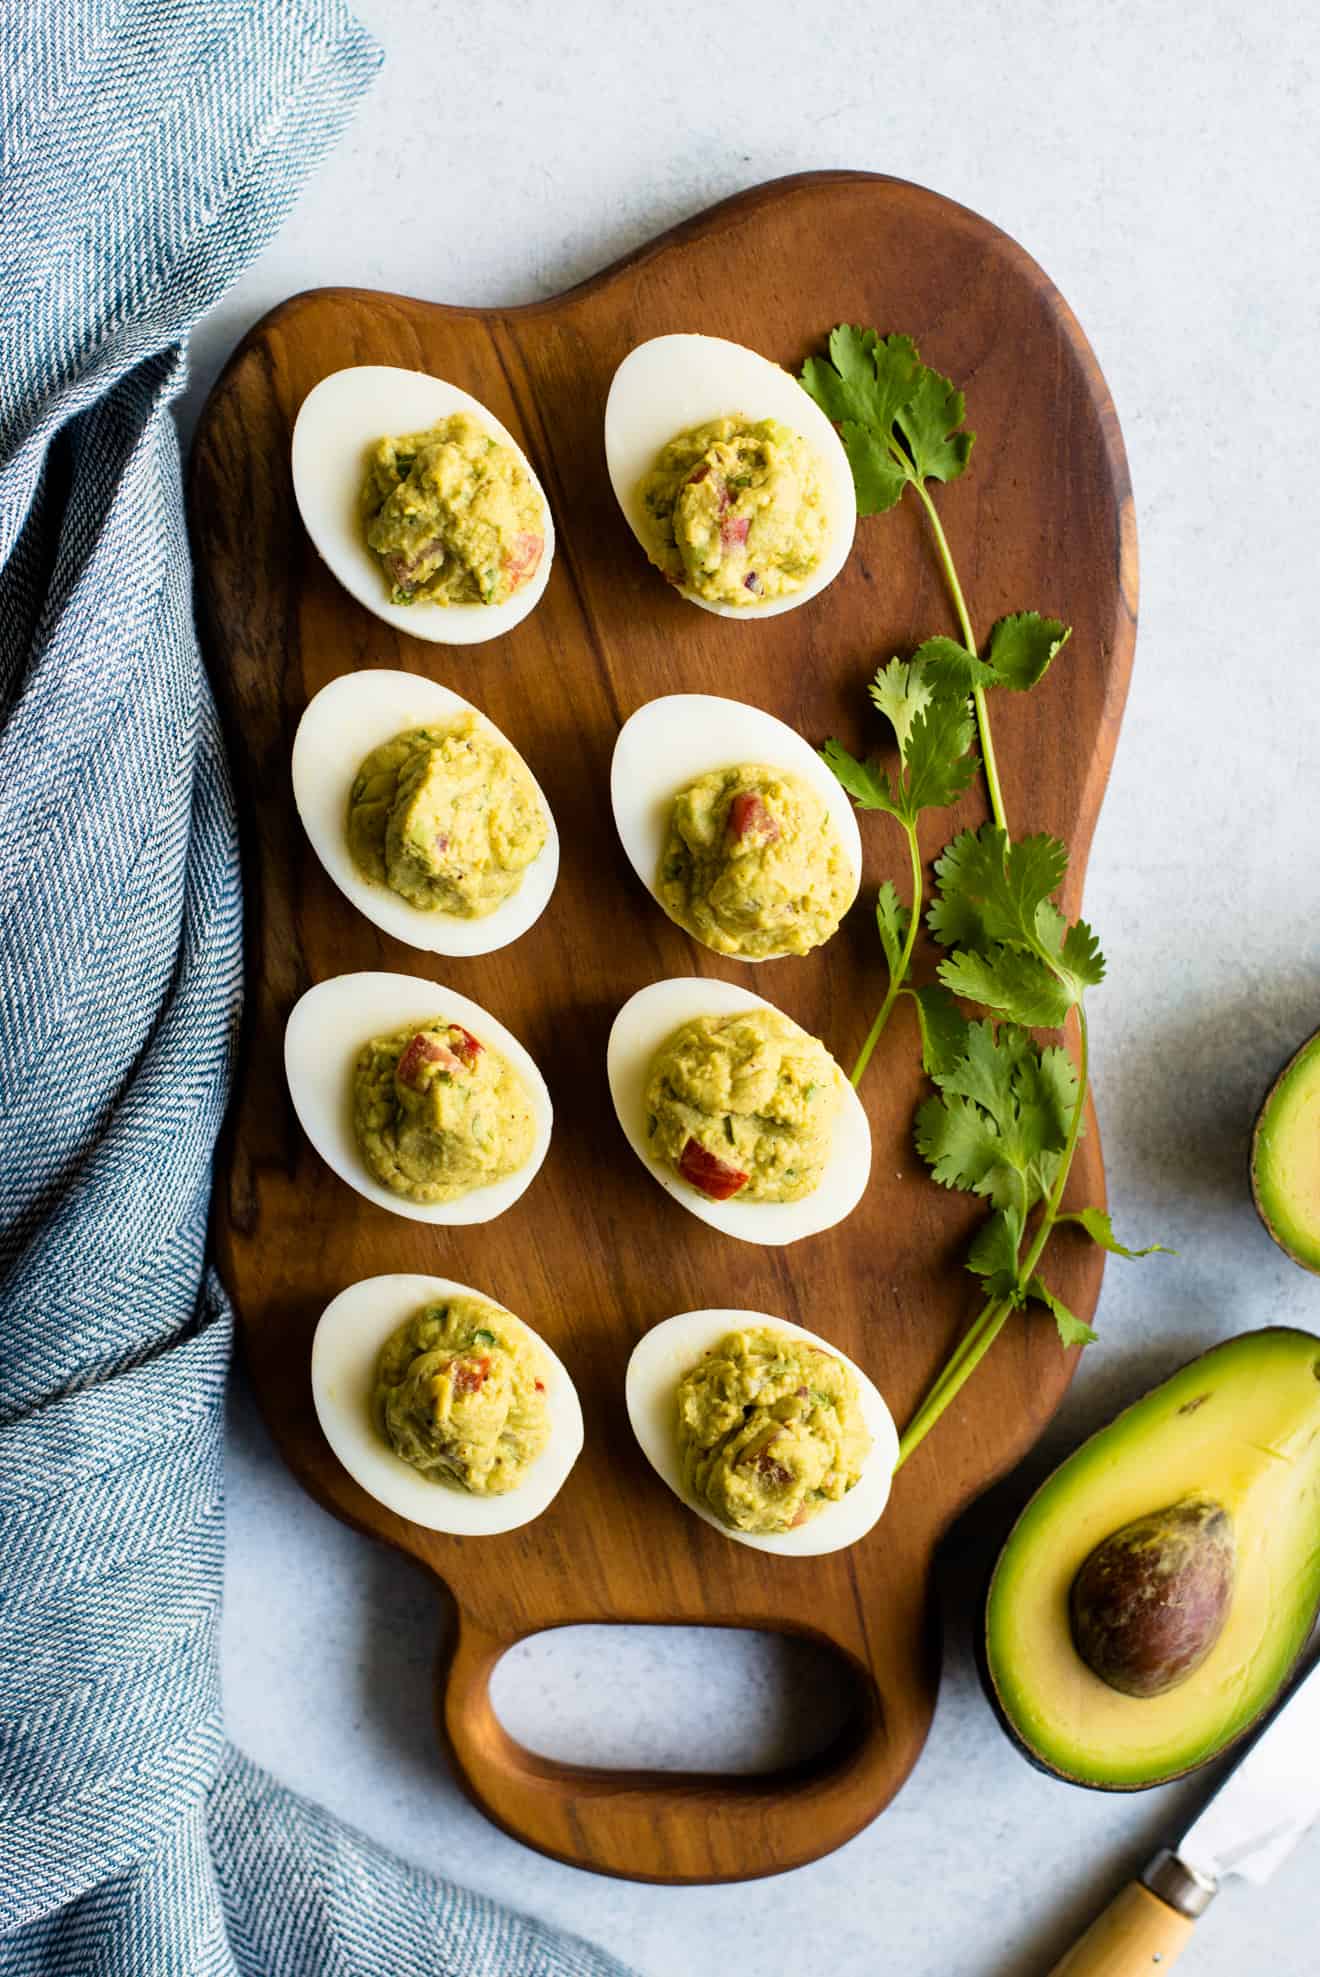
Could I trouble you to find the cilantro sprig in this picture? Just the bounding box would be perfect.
[821,647,977,1083]
[801,327,1167,1466]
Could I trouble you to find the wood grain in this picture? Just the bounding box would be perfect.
[189,171,1137,1884]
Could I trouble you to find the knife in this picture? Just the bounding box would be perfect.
[1047,1650,1320,1974]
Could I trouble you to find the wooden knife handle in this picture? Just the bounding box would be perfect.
[1048,1881,1197,1975]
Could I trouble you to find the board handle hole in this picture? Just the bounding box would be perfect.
[490,1624,865,1776]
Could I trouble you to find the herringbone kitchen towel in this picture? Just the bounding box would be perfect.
[0,5,632,1971]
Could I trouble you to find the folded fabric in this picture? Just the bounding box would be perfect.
[0,5,632,1970]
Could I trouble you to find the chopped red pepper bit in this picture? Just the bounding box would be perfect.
[727,791,780,844]
[396,1031,461,1089]
[678,1137,749,1201]
[451,1354,492,1397]
[448,1025,483,1067]
[503,530,544,585]
[720,512,750,552]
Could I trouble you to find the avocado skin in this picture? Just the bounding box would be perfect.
[1251,1024,1320,1274]
[981,1328,1320,1791]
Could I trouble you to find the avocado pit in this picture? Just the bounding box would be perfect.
[1069,1498,1235,1699]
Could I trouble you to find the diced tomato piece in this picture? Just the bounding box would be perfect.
[396,1031,463,1089]
[727,791,780,844]
[686,463,711,485]
[449,1025,483,1067]
[678,1137,748,1201]
[720,513,750,552]
[503,531,543,585]
[451,1354,492,1397]
[534,1379,546,1393]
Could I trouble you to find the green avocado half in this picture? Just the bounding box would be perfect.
[984,1329,1320,1789]
[1251,1026,1320,1273]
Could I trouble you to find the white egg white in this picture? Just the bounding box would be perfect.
[290,365,554,645]
[606,977,871,1246]
[312,1272,584,1535]
[610,691,862,958]
[603,333,856,620]
[292,669,558,957]
[285,971,552,1225]
[626,1307,898,1555]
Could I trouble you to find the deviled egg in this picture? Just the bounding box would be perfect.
[292,670,558,956]
[607,977,870,1245]
[626,1308,898,1555]
[603,334,855,618]
[611,692,861,959]
[312,1273,583,1534]
[285,971,551,1225]
[291,365,554,645]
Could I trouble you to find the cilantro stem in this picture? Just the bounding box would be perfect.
[849,822,923,1087]
[895,1004,1092,1467]
[912,478,1008,836]
[895,1294,1013,1467]
[1014,1003,1091,1287]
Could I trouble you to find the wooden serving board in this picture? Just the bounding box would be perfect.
[191,171,1136,1884]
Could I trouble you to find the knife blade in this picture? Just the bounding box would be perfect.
[1173,1644,1320,1892]
[1048,1649,1320,1975]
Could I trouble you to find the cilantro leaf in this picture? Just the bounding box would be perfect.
[858,660,977,823]
[1056,1208,1173,1259]
[986,613,1072,692]
[938,946,1075,1029]
[914,1092,1011,1199]
[906,984,969,1079]
[875,882,911,977]
[1027,1274,1098,1348]
[943,828,1070,951]
[902,694,979,817]
[915,635,1000,697]
[802,325,915,430]
[895,361,975,484]
[869,655,934,755]
[967,1205,1024,1296]
[836,425,909,514]
[819,738,899,818]
[929,1021,1070,1206]
[799,327,974,515]
[1060,918,1106,990]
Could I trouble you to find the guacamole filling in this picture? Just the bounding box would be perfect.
[374,1295,550,1493]
[353,1018,534,1203]
[347,714,546,918]
[677,1326,871,1534]
[659,763,851,958]
[637,415,826,606]
[360,411,544,607]
[644,1009,841,1203]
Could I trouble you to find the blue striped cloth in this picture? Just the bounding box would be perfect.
[0,6,632,1971]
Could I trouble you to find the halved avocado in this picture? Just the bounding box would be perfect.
[1252,1026,1320,1273]
[985,1329,1320,1789]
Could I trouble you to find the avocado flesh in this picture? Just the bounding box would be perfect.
[1252,1027,1320,1273]
[986,1329,1320,1789]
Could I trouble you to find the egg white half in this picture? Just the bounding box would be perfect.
[606,977,871,1246]
[626,1307,898,1555]
[285,971,552,1225]
[292,669,558,957]
[603,333,856,620]
[610,691,862,958]
[291,365,554,645]
[312,1272,584,1534]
